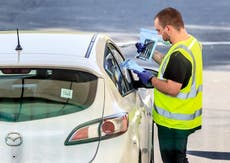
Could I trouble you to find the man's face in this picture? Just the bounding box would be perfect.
[154,18,170,42]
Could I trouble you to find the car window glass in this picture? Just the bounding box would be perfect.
[104,47,127,95]
[0,68,98,122]
[109,45,133,85]
[104,44,133,95]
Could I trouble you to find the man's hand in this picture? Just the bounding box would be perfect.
[135,42,146,53]
[134,70,154,85]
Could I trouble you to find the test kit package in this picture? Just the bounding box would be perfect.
[136,28,159,61]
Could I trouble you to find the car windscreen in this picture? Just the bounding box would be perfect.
[0,68,98,122]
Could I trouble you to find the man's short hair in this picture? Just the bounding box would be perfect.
[155,7,184,31]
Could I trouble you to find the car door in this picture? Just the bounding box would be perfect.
[104,42,153,162]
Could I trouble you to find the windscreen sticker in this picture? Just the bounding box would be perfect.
[61,88,73,99]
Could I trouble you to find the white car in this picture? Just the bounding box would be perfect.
[0,31,156,163]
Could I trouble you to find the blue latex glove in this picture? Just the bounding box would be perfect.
[135,42,146,53]
[120,59,144,73]
[135,70,154,85]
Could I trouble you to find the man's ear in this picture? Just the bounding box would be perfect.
[165,25,171,32]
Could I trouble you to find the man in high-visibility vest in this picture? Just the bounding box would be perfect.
[134,7,203,163]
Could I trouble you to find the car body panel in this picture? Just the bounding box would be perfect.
[0,78,105,163]
[0,31,154,163]
[0,32,104,77]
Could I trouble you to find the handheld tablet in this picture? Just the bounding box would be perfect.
[136,28,159,60]
[136,39,157,60]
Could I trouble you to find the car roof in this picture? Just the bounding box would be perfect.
[0,31,106,77]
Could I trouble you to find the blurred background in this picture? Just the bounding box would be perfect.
[0,1,230,162]
[0,0,230,70]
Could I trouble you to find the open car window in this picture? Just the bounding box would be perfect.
[104,43,134,95]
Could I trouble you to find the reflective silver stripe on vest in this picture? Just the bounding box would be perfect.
[160,55,170,79]
[154,104,202,120]
[177,84,203,99]
[160,39,202,99]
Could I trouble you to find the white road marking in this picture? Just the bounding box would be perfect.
[118,41,230,48]
[186,24,230,31]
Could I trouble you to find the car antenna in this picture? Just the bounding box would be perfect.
[15,28,23,62]
[15,28,23,51]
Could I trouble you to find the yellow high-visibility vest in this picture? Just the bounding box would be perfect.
[153,35,203,130]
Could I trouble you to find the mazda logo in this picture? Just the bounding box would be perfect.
[5,132,23,146]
